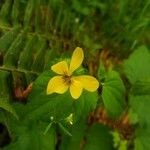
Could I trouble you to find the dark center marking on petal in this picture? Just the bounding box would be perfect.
[62,75,72,85]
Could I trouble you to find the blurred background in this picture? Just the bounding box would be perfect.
[0,0,149,58]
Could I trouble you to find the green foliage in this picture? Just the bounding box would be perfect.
[84,124,114,150]
[124,46,150,127]
[134,127,150,150]
[0,0,149,149]
[102,70,126,117]
[4,31,26,67]
[3,122,56,150]
[124,46,150,85]
[112,131,128,150]
[98,63,126,117]
[0,27,20,54]
[124,46,150,150]
[60,119,86,150]
[0,71,18,119]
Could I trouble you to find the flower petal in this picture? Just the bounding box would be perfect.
[69,47,84,74]
[51,61,69,75]
[47,76,69,94]
[74,75,99,92]
[70,78,83,99]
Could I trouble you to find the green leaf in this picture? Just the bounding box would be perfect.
[0,98,18,119]
[124,46,150,84]
[84,123,114,150]
[101,70,126,117]
[18,34,37,70]
[97,61,106,81]
[23,0,36,29]
[34,0,42,33]
[11,0,20,25]
[0,71,18,118]
[112,131,128,150]
[129,95,150,127]
[73,90,98,122]
[131,79,150,95]
[4,31,26,67]
[0,27,20,54]
[60,119,86,150]
[3,123,56,150]
[31,37,47,72]
[134,127,150,150]
[126,46,150,149]
[0,0,13,26]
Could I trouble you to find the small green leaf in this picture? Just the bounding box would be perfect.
[23,0,36,29]
[101,70,126,117]
[0,27,20,54]
[112,131,128,150]
[124,46,150,84]
[0,71,18,119]
[11,0,20,25]
[31,37,47,72]
[97,61,106,81]
[18,35,37,70]
[4,31,26,67]
[0,0,12,26]
[129,95,150,127]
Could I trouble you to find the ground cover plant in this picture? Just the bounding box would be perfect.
[0,0,150,149]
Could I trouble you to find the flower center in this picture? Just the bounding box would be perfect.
[62,75,72,85]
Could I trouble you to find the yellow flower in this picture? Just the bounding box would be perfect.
[47,47,99,99]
